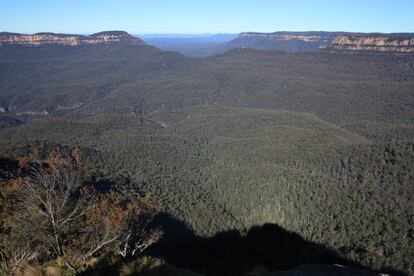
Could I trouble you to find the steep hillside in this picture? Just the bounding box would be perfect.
[0,43,191,115]
[1,46,413,124]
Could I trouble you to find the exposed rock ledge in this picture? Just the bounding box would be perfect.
[239,32,324,42]
[0,31,145,46]
[329,35,414,53]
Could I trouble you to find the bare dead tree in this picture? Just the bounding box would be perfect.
[84,193,163,261]
[131,228,163,257]
[14,163,93,273]
[0,243,38,275]
[119,225,163,258]
[6,149,163,273]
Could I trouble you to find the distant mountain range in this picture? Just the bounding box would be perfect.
[137,33,238,57]
[221,31,414,53]
[1,30,414,55]
[136,31,414,55]
[0,31,145,46]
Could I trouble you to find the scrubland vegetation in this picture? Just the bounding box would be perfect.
[0,149,162,275]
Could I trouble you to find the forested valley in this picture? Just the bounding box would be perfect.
[0,41,413,275]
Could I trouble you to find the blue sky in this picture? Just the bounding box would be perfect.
[1,0,413,34]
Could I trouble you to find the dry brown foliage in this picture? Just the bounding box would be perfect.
[1,147,162,274]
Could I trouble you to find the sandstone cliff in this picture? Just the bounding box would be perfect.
[327,35,414,53]
[223,32,339,53]
[223,32,414,53]
[0,31,145,46]
[238,32,332,42]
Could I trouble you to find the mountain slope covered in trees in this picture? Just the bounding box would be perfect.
[0,41,413,274]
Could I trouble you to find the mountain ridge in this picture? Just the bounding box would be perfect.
[3,30,414,53]
[327,34,414,52]
[222,31,414,53]
[0,30,145,46]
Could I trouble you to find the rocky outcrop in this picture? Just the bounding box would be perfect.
[239,32,328,42]
[89,31,145,46]
[328,35,414,52]
[0,31,145,46]
[223,32,342,53]
[223,32,414,53]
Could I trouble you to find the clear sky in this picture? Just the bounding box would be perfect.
[1,0,413,34]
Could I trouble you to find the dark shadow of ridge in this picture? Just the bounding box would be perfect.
[148,214,406,276]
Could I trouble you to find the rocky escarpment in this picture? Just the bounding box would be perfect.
[238,32,333,42]
[223,32,342,53]
[328,35,414,53]
[0,31,145,46]
[223,32,414,53]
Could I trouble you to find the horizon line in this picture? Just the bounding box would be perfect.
[2,30,414,36]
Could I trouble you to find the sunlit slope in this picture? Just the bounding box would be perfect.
[0,106,369,232]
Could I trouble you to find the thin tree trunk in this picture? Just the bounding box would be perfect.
[64,258,78,274]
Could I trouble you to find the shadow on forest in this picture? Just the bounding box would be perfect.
[0,157,19,179]
[146,213,406,276]
[148,213,354,275]
[0,156,406,275]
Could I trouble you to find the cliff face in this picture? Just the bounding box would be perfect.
[239,33,322,41]
[224,32,414,53]
[239,32,331,42]
[328,35,414,53]
[0,31,145,46]
[224,32,338,53]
